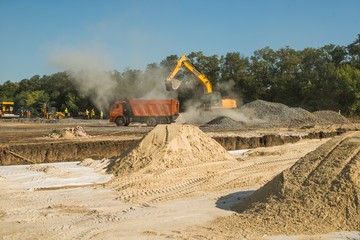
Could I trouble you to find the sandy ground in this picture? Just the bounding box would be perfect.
[1,138,359,239]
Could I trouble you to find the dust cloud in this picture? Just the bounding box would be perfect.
[176,79,250,124]
[50,49,177,111]
[50,49,117,112]
[140,67,177,100]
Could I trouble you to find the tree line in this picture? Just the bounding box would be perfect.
[0,34,359,117]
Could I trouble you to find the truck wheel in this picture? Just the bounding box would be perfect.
[159,117,168,124]
[115,117,126,126]
[58,115,64,120]
[49,114,55,120]
[146,117,157,126]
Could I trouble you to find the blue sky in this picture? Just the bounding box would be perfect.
[0,0,359,84]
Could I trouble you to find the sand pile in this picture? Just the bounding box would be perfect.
[26,164,74,177]
[107,124,236,176]
[27,164,60,174]
[206,132,360,237]
[48,126,88,139]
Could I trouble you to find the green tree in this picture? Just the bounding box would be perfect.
[188,51,221,87]
[334,64,360,115]
[220,52,253,103]
[0,80,19,101]
[250,46,278,101]
[347,34,360,69]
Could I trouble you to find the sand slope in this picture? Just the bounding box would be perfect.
[203,131,360,238]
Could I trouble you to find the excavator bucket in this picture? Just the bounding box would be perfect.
[165,78,182,91]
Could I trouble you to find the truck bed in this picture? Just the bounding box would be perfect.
[128,100,178,117]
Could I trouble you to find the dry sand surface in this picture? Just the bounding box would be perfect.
[1,123,360,239]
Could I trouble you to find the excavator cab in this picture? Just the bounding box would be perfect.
[203,92,223,108]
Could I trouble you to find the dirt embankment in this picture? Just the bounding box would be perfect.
[0,129,344,166]
[0,140,139,166]
[213,130,343,150]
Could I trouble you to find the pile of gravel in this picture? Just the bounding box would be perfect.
[238,100,324,126]
[204,100,351,129]
[206,116,245,128]
[313,110,350,124]
[202,116,246,131]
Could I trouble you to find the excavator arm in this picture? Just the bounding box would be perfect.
[165,55,212,93]
[165,54,237,109]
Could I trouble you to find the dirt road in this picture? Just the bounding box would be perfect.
[2,137,355,240]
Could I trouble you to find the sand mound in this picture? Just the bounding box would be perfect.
[26,164,74,178]
[48,126,88,139]
[27,164,61,174]
[207,132,360,237]
[107,125,236,176]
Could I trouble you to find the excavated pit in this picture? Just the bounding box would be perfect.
[0,130,344,166]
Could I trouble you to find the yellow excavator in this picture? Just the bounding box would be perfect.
[165,55,237,110]
[43,103,65,119]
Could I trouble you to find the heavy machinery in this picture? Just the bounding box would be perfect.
[43,103,65,119]
[109,99,180,126]
[165,55,237,110]
[0,101,19,118]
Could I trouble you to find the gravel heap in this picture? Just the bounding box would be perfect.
[238,100,324,126]
[205,116,246,129]
[204,100,350,129]
[313,110,350,124]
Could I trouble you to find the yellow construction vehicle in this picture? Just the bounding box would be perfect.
[165,55,237,109]
[43,103,65,119]
[0,101,19,118]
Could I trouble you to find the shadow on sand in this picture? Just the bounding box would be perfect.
[215,190,255,211]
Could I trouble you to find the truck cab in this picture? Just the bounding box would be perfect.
[109,101,128,126]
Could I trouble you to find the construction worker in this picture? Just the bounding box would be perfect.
[64,108,69,117]
[20,110,24,118]
[100,111,103,119]
[27,111,31,118]
[91,109,95,119]
[85,109,89,120]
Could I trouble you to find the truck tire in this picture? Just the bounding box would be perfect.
[159,117,168,124]
[146,117,157,126]
[57,115,64,120]
[49,114,55,120]
[115,117,126,126]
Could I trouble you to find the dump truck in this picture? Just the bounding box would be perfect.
[43,103,65,119]
[0,101,19,118]
[165,55,237,110]
[109,99,180,126]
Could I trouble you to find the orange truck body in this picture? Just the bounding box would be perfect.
[109,99,180,126]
